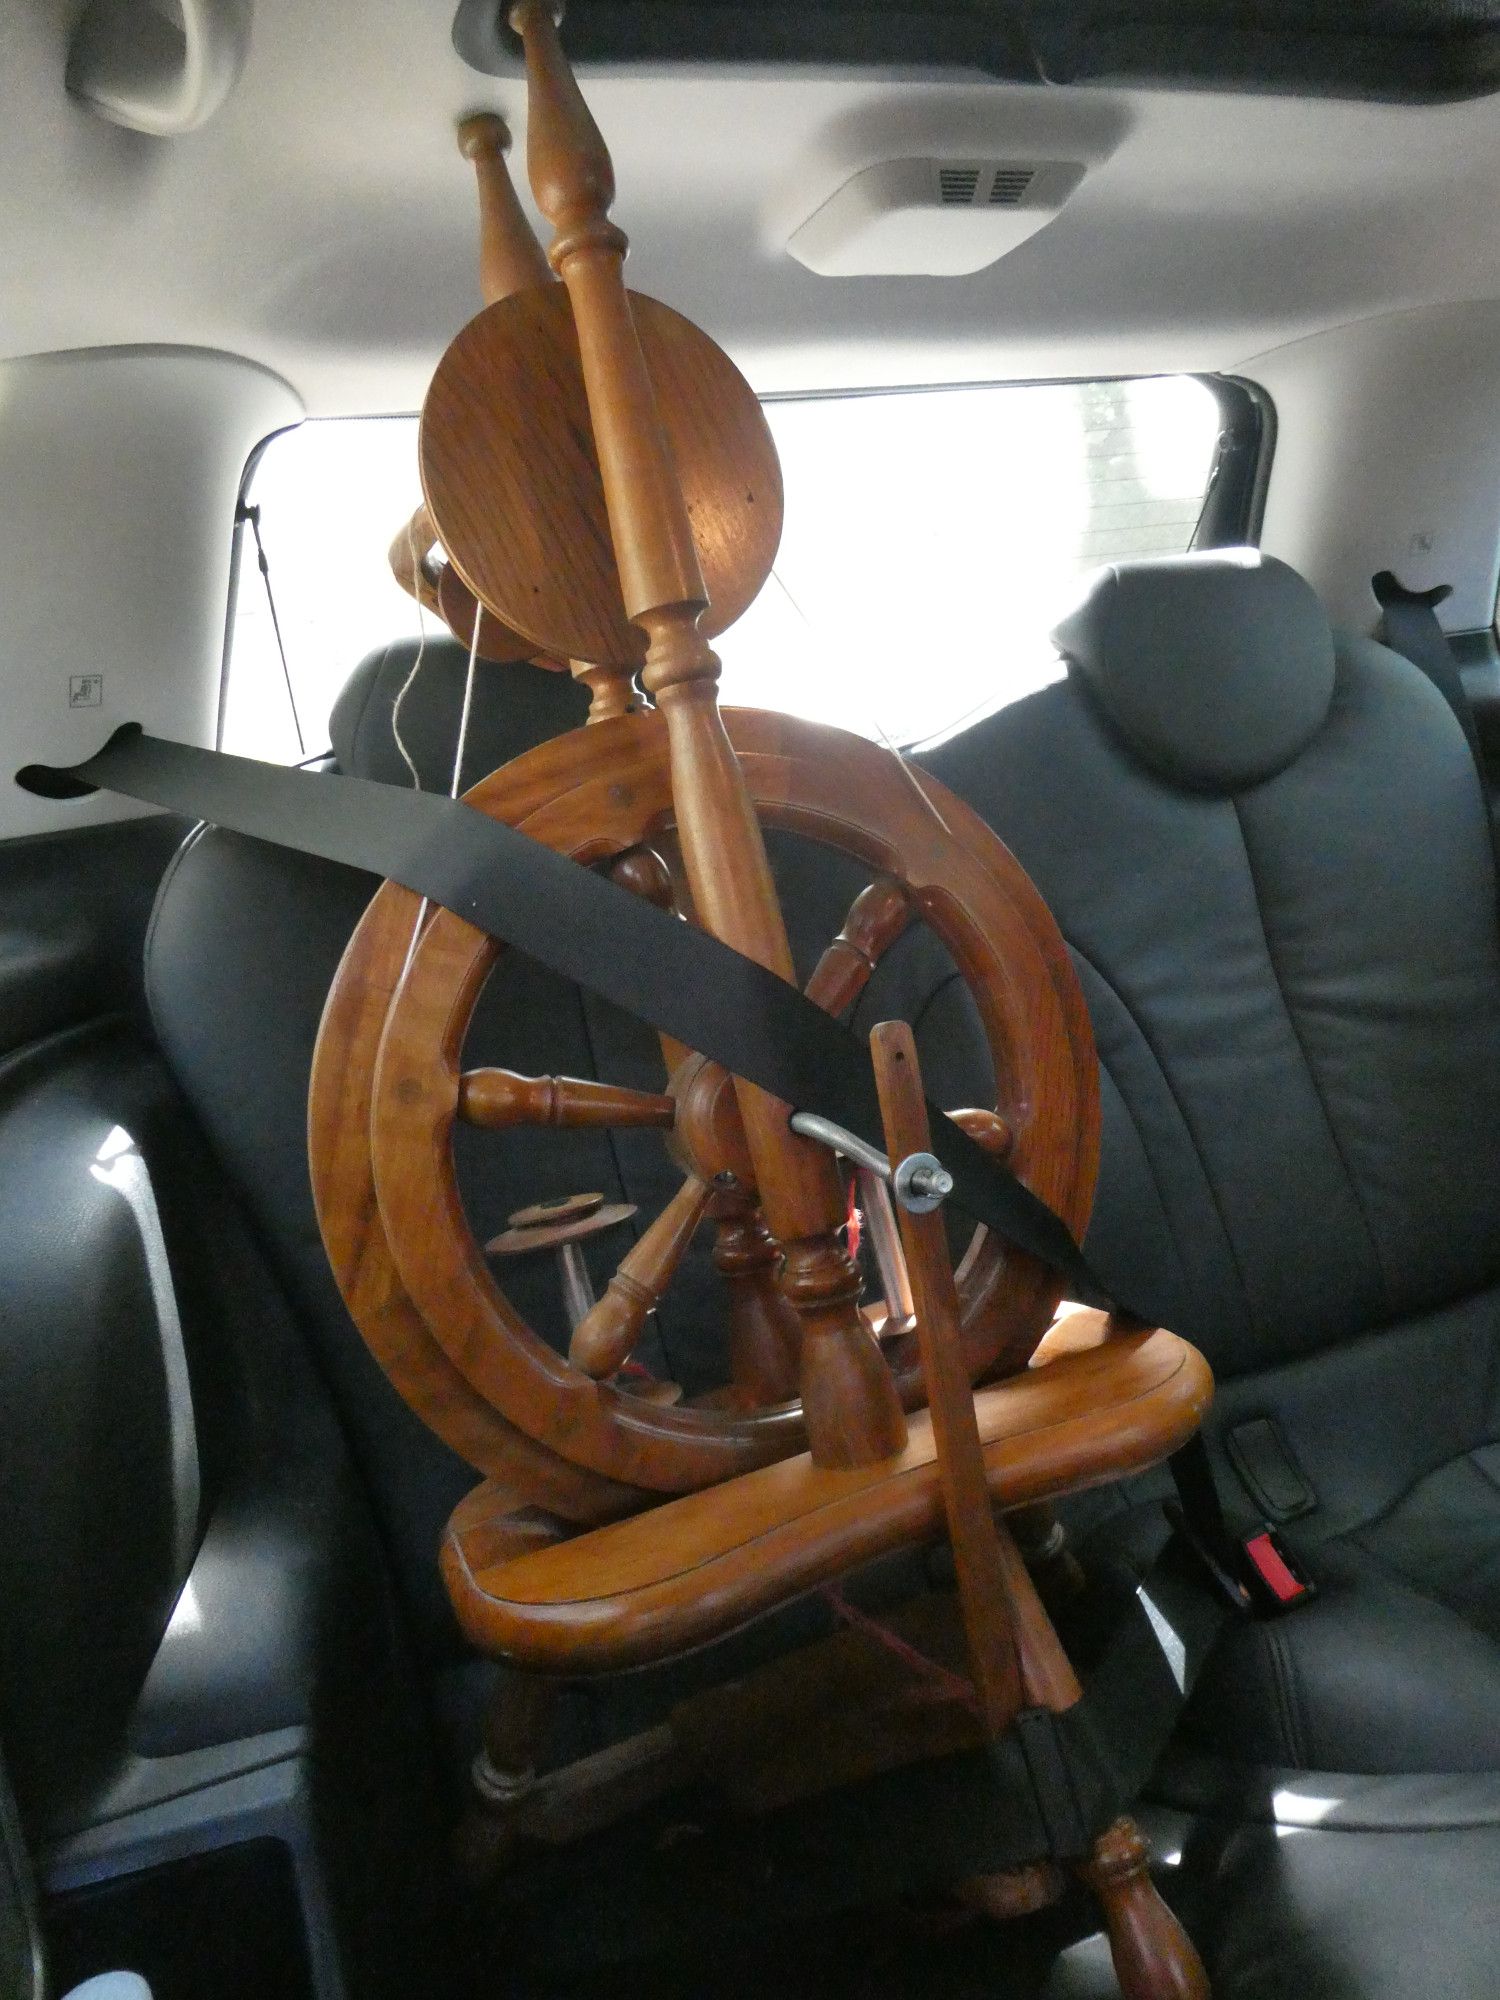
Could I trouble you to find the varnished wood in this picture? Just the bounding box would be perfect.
[871,1019,1022,1732]
[457,111,554,304]
[435,558,541,665]
[569,656,638,721]
[459,1066,676,1131]
[420,286,782,670]
[948,1105,1014,1161]
[440,1329,1211,1672]
[389,505,444,615]
[308,863,644,1525]
[478,5,908,1469]
[316,708,1099,1495]
[511,1191,606,1229]
[567,1174,709,1379]
[870,1025,1208,1995]
[487,1200,635,1258]
[803,877,912,1016]
[388,502,544,663]
[707,1176,802,1405]
[1079,1818,1211,2000]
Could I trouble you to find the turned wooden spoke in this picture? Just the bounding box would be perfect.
[609,847,693,1078]
[457,111,554,305]
[568,1173,711,1379]
[459,1067,676,1131]
[804,877,913,1015]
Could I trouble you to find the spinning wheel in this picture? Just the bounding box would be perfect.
[307,7,1214,1993]
[314,704,1099,1494]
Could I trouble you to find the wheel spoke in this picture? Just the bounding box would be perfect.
[459,1067,676,1130]
[569,1174,712,1378]
[804,877,912,1014]
[612,846,694,1077]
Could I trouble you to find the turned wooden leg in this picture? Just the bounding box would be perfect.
[1078,1816,1209,2000]
[455,1668,561,1884]
[1008,1500,1088,1609]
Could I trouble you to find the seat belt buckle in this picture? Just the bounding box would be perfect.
[1240,1527,1316,1615]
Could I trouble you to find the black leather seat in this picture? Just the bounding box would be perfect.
[913,549,1500,1777]
[141,609,1500,1995]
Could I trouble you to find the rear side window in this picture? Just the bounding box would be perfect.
[223,375,1227,762]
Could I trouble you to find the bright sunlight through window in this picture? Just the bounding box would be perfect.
[224,378,1221,763]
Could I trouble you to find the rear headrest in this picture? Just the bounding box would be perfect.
[329,636,591,789]
[1050,549,1337,793]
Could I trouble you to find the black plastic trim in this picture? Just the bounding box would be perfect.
[451,0,1500,103]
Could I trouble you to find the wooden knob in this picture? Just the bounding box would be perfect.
[949,1106,1015,1160]
[458,111,512,161]
[509,0,565,31]
[609,848,675,910]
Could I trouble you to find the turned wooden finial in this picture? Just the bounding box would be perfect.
[507,2,621,266]
[1079,1818,1210,2000]
[456,109,553,303]
[508,0,706,626]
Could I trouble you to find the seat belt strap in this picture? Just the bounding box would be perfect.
[1372,570,1500,893]
[16,724,1255,1604]
[1372,570,1489,776]
[18,725,1093,1290]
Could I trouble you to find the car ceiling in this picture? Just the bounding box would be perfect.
[7,0,1500,413]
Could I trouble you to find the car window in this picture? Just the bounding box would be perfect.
[223,376,1222,762]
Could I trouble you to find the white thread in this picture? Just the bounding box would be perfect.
[450,597,484,797]
[391,514,431,792]
[394,513,435,987]
[767,566,953,838]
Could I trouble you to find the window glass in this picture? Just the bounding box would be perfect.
[223,377,1222,762]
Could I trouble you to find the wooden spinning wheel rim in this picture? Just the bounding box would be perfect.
[419,286,785,670]
[311,706,1099,1498]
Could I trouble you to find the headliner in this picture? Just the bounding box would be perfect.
[7,0,1500,411]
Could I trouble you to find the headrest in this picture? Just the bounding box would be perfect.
[1050,549,1337,793]
[329,636,590,789]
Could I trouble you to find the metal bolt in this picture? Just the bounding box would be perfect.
[892,1151,954,1213]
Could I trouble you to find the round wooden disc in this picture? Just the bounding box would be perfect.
[435,559,536,665]
[419,286,784,670]
[511,1191,605,1229]
[487,1199,637,1258]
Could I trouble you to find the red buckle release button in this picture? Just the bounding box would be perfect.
[1243,1530,1311,1607]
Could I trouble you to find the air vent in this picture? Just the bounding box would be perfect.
[990,166,1036,205]
[938,167,982,205]
[787,157,1087,278]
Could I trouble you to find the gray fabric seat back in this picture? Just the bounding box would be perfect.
[919,550,1500,1379]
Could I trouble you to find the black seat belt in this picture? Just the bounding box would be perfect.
[16,725,1254,1610]
[1372,570,1493,785]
